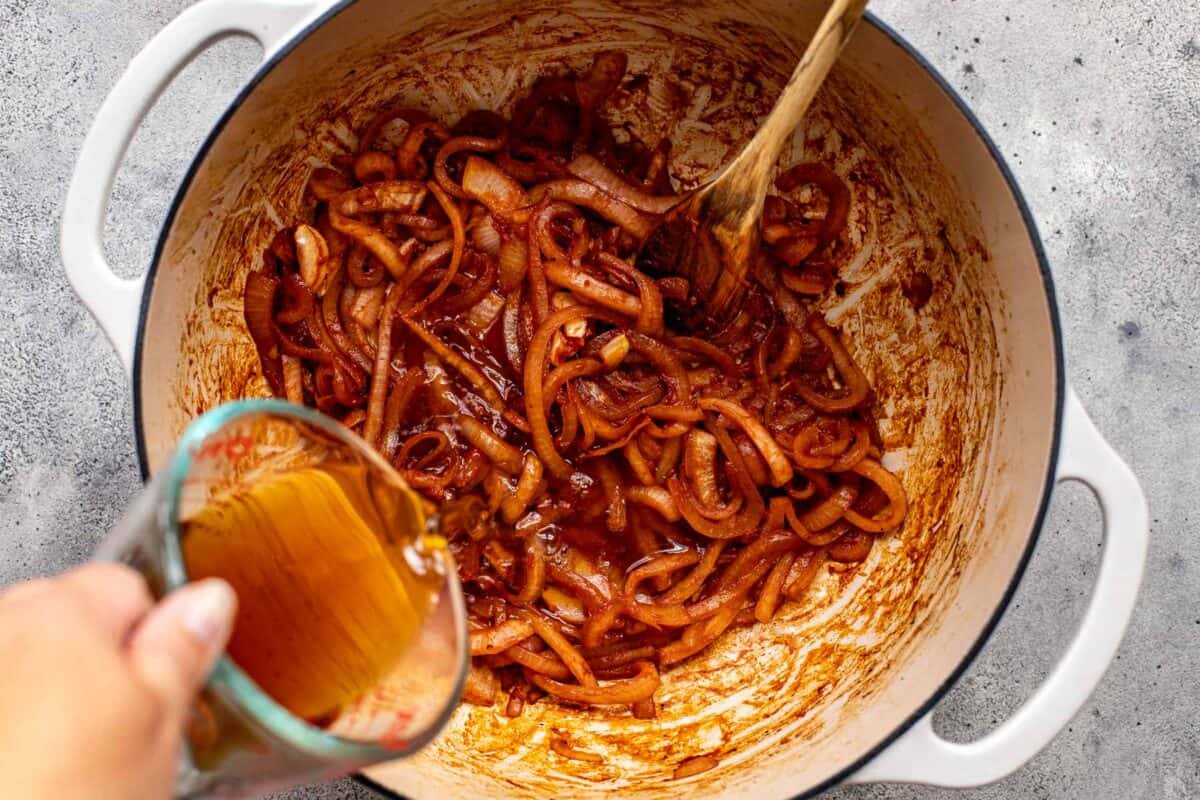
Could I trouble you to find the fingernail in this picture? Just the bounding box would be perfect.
[180,578,237,648]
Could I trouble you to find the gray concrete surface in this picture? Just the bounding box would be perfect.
[0,0,1196,797]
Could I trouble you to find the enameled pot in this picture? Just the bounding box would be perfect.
[62,1,1149,797]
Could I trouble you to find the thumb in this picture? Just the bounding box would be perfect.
[128,578,237,712]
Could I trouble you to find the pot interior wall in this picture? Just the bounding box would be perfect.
[137,1,1059,796]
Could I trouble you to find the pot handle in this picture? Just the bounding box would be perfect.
[850,386,1148,787]
[60,0,324,376]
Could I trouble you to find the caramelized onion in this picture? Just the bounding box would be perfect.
[754,553,796,623]
[404,182,465,316]
[682,430,740,518]
[659,541,725,605]
[400,317,505,409]
[783,548,826,599]
[828,529,874,562]
[514,534,548,604]
[309,167,352,201]
[462,663,499,706]
[380,369,423,459]
[462,155,530,215]
[281,354,304,404]
[598,252,664,336]
[243,270,283,393]
[346,247,388,290]
[544,261,641,317]
[363,288,400,447]
[624,552,700,597]
[517,609,596,688]
[498,237,528,292]
[331,200,420,281]
[243,60,907,719]
[507,643,570,680]
[842,457,907,532]
[796,317,870,412]
[523,305,620,478]
[528,662,658,705]
[457,415,522,474]
[623,437,658,487]
[697,398,792,486]
[799,484,859,531]
[775,163,851,250]
[529,179,652,238]
[470,619,534,656]
[354,151,397,184]
[276,273,314,325]
[435,135,504,199]
[471,213,502,256]
[626,486,680,522]
[567,153,679,214]
[668,336,740,384]
[500,453,545,524]
[396,120,447,177]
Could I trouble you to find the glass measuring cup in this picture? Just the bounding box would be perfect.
[97,400,468,798]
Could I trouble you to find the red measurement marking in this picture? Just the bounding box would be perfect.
[380,709,415,751]
[224,435,251,461]
[189,434,255,464]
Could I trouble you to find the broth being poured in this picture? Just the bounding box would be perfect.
[181,461,442,722]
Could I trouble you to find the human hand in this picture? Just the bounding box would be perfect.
[0,563,236,799]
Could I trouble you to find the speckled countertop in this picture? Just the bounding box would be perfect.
[0,1,1196,798]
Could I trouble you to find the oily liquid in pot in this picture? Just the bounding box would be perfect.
[181,461,441,724]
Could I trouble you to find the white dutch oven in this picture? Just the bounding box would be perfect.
[62,1,1149,798]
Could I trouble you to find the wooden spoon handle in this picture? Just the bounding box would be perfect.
[728,0,868,182]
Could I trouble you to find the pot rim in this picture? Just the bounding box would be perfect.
[130,7,1066,798]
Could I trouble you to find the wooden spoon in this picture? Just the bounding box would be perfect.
[637,0,868,322]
